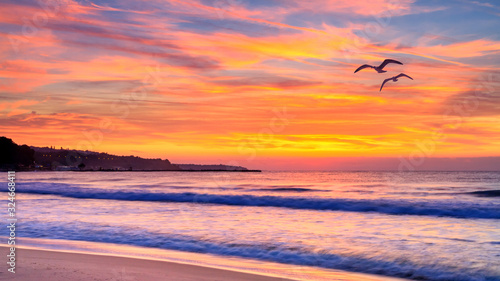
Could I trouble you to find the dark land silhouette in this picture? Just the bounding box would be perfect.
[0,136,35,170]
[175,164,250,171]
[1,137,259,172]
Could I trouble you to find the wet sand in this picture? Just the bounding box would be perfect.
[0,246,407,281]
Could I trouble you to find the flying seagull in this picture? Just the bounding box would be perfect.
[380,73,413,91]
[354,59,403,73]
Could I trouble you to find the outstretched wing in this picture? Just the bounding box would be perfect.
[379,78,391,92]
[379,59,403,69]
[396,73,413,80]
[354,64,372,73]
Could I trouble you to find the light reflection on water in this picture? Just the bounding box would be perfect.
[6,171,500,281]
[12,237,405,281]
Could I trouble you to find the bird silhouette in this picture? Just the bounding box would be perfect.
[380,73,413,91]
[354,59,403,73]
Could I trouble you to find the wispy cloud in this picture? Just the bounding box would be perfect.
[0,0,499,168]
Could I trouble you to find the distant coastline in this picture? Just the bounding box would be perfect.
[0,136,259,172]
[73,169,262,172]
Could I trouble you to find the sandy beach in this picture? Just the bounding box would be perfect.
[0,246,297,281]
[0,246,411,281]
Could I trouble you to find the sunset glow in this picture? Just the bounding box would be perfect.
[1,0,499,169]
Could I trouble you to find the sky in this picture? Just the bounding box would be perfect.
[0,0,499,170]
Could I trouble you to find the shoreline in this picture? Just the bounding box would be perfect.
[0,241,409,281]
[0,246,294,281]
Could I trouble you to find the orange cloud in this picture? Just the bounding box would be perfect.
[0,0,499,169]
[0,100,39,117]
[414,39,500,58]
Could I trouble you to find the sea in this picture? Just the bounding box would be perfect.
[3,171,500,281]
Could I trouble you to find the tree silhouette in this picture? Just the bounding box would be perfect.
[0,137,35,168]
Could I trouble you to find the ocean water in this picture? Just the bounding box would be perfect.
[4,171,500,280]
